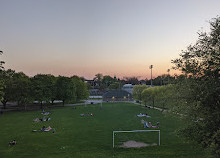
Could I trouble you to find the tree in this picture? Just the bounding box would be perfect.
[102,75,115,89]
[132,85,147,103]
[152,74,175,85]
[109,82,120,90]
[93,73,103,87]
[142,87,152,106]
[171,17,220,157]
[1,69,16,109]
[124,77,139,85]
[71,76,89,102]
[11,72,31,110]
[0,50,4,70]
[31,74,55,109]
[141,86,159,108]
[155,85,174,111]
[56,76,76,106]
[46,75,57,105]
[0,50,4,101]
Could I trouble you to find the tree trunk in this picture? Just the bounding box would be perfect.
[40,101,43,109]
[3,102,6,109]
[1,100,7,109]
[62,100,65,106]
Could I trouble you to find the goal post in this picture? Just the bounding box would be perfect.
[113,130,160,148]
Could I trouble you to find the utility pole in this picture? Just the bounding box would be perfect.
[149,65,153,86]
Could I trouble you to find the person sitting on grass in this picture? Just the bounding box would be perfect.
[41,112,50,115]
[45,126,52,131]
[33,118,40,122]
[149,122,159,128]
[157,122,160,128]
[144,121,149,128]
[41,125,46,131]
[9,140,16,146]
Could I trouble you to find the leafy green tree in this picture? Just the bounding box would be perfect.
[109,82,120,90]
[152,74,175,85]
[102,75,115,89]
[0,50,4,70]
[93,73,103,87]
[124,77,139,85]
[56,76,76,106]
[155,85,174,111]
[11,72,31,110]
[141,86,159,108]
[142,87,152,106]
[0,50,4,100]
[47,75,57,105]
[132,85,147,103]
[172,17,220,157]
[71,76,89,102]
[31,74,55,109]
[1,69,16,109]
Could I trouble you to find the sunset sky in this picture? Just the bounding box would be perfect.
[0,0,219,79]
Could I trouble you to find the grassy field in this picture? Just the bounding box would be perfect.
[0,103,211,158]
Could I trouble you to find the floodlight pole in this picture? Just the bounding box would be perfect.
[149,65,153,86]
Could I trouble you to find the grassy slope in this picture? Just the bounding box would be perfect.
[0,103,212,158]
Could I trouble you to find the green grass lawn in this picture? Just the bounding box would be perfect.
[0,103,212,158]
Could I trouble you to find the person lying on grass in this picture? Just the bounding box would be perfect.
[80,113,94,116]
[144,121,160,128]
[32,126,53,132]
[33,117,51,122]
[41,126,52,131]
[9,140,16,146]
[137,113,151,118]
[148,122,159,128]
[41,112,50,115]
[41,125,46,131]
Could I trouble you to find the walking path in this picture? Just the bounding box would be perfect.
[134,102,166,112]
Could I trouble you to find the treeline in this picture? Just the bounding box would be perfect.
[89,73,173,91]
[133,84,174,110]
[0,69,89,109]
[133,17,220,157]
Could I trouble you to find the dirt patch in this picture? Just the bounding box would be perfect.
[119,140,157,148]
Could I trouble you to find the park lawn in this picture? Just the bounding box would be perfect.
[0,103,212,158]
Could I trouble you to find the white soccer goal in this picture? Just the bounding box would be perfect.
[113,130,160,148]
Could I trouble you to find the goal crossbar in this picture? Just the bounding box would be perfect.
[113,130,160,148]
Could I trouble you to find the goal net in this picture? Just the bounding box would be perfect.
[113,130,160,148]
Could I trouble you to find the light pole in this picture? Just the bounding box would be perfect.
[149,65,153,86]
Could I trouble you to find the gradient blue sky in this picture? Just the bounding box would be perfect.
[0,0,219,79]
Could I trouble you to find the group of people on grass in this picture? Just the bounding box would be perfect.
[143,121,160,128]
[139,112,160,129]
[32,109,55,133]
[10,110,55,146]
[33,117,51,122]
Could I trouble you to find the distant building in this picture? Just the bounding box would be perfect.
[122,84,134,94]
[102,89,132,101]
